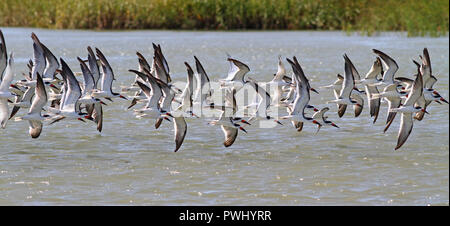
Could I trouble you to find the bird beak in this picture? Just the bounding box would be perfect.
[191,112,199,118]
[119,95,128,100]
[313,108,319,112]
[331,123,339,128]
[77,118,86,122]
[312,120,321,126]
[164,117,171,122]
[432,90,439,95]
[164,112,174,118]
[310,88,319,94]
[274,120,283,125]
[421,109,429,114]
[440,97,449,104]
[240,119,251,125]
[100,101,107,106]
[49,84,58,89]
[10,84,20,90]
[84,115,94,121]
[239,126,247,133]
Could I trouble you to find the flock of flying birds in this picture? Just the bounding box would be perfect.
[0,29,448,152]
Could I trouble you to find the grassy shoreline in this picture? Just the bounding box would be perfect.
[1,0,448,37]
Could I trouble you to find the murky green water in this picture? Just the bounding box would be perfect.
[0,28,448,205]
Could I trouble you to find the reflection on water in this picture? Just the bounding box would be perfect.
[0,28,448,205]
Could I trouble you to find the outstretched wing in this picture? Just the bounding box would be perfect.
[174,117,187,152]
[395,113,413,150]
[222,125,238,147]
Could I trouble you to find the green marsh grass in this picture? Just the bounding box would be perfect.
[0,0,448,36]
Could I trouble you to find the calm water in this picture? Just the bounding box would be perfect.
[0,28,448,205]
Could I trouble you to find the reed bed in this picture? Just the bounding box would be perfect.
[0,0,448,36]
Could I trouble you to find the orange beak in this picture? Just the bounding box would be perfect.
[312,120,321,126]
[191,112,199,118]
[241,119,251,125]
[84,115,94,121]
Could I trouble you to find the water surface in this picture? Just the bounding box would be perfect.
[0,28,448,205]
